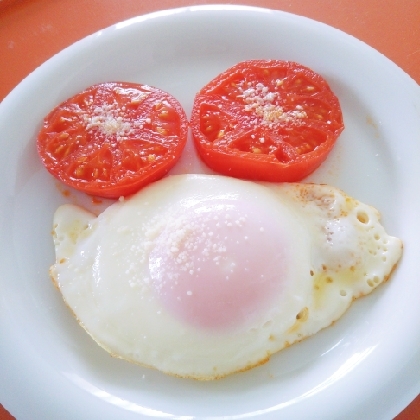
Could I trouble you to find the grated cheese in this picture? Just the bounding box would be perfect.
[237,80,308,125]
[83,101,148,142]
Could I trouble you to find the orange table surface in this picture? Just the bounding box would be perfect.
[0,1,419,419]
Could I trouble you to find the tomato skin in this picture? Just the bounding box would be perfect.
[190,60,344,182]
[37,82,188,198]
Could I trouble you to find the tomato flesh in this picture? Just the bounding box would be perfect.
[37,82,188,198]
[191,60,344,182]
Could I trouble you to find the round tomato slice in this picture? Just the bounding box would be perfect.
[37,82,188,198]
[190,60,344,182]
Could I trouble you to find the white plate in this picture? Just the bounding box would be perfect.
[1,5,419,420]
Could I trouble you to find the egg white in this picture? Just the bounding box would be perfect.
[50,174,402,380]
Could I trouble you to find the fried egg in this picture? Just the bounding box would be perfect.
[50,174,402,380]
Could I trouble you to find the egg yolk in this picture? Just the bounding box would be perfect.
[148,197,290,330]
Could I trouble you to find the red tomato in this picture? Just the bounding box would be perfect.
[37,82,188,198]
[190,60,344,182]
